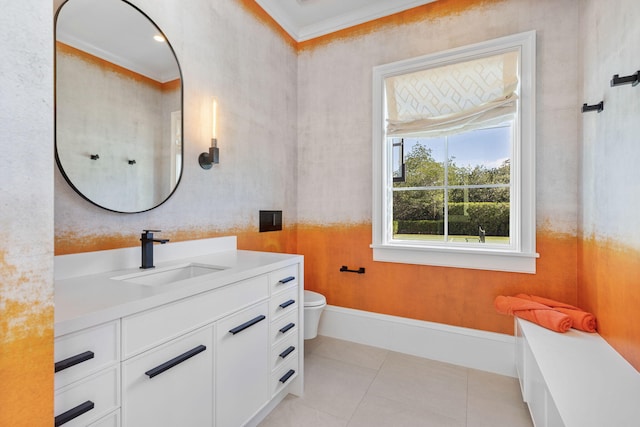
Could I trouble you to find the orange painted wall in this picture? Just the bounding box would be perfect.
[0,306,53,427]
[297,223,577,335]
[578,238,640,370]
[54,221,578,337]
[54,225,298,256]
[0,255,54,427]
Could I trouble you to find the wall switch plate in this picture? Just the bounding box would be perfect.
[259,210,282,232]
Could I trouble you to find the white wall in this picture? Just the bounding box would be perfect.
[297,0,580,235]
[0,0,54,329]
[581,0,640,246]
[577,0,640,369]
[54,0,298,244]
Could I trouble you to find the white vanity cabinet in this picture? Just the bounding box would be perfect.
[55,241,303,427]
[120,274,270,427]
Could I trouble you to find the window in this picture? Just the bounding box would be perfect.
[372,31,538,273]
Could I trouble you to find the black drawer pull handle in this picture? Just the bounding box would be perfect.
[279,323,295,334]
[145,345,207,379]
[279,299,295,309]
[279,346,295,359]
[229,315,266,335]
[278,276,295,284]
[54,351,95,373]
[55,400,94,426]
[279,369,295,383]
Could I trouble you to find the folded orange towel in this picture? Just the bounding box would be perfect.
[515,294,597,333]
[515,294,579,310]
[494,295,572,333]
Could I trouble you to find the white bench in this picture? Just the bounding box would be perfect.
[515,318,640,427]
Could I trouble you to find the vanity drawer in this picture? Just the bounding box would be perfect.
[55,320,120,390]
[122,274,268,359]
[269,264,299,294]
[270,310,298,344]
[270,333,298,372]
[270,355,298,397]
[54,365,120,427]
[270,287,299,320]
[88,410,120,427]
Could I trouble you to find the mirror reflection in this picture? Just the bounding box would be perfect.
[55,0,183,213]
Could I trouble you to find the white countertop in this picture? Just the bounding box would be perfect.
[55,237,303,336]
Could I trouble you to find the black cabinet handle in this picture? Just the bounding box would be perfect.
[279,346,295,359]
[279,299,295,309]
[278,276,295,284]
[279,323,295,334]
[54,351,95,373]
[229,315,266,335]
[145,345,206,379]
[279,369,295,383]
[55,400,94,426]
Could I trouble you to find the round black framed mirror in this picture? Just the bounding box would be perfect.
[55,0,183,213]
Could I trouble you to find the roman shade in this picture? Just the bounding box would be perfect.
[384,50,519,137]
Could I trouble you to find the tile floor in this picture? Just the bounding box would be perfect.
[259,335,533,427]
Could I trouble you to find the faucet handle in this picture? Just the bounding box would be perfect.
[141,229,162,240]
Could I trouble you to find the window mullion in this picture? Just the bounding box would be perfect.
[443,135,449,241]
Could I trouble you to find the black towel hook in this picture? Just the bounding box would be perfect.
[610,71,639,87]
[582,101,604,113]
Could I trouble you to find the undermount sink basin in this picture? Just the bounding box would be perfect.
[111,263,226,286]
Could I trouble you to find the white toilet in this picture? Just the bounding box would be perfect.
[303,290,326,340]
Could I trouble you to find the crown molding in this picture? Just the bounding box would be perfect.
[255,0,436,42]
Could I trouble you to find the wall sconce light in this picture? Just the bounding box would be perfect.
[199,99,220,169]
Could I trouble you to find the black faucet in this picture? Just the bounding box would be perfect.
[140,230,169,269]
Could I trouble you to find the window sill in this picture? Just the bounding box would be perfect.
[371,243,539,273]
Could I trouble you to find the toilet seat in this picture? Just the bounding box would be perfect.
[304,290,326,308]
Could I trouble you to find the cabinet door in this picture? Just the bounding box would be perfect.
[216,302,269,427]
[121,326,213,427]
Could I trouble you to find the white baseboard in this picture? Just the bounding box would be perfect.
[317,305,516,377]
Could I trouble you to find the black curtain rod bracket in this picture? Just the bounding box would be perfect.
[582,101,604,113]
[610,71,639,87]
[340,265,365,274]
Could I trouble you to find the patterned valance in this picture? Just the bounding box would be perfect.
[385,50,519,137]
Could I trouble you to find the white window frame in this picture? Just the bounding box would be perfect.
[371,31,538,273]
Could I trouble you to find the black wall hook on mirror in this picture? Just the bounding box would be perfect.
[90,154,99,160]
[128,160,136,165]
[340,265,365,274]
[610,71,639,87]
[582,101,604,113]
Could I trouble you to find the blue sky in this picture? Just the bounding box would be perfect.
[404,125,511,169]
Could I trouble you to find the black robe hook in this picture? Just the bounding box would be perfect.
[582,101,604,113]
